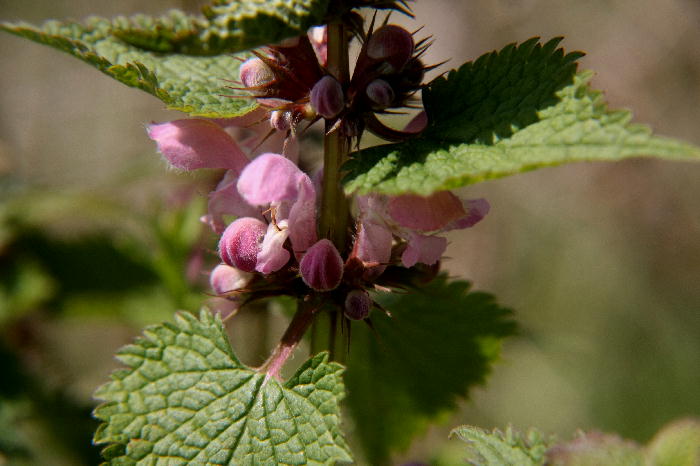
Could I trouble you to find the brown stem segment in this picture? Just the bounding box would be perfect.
[261,299,316,381]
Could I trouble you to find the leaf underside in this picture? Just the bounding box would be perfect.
[93,310,352,465]
[344,37,700,196]
[1,1,330,117]
[344,276,516,464]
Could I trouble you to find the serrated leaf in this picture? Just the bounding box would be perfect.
[93,309,352,465]
[451,425,553,466]
[1,17,255,117]
[645,418,700,466]
[113,0,330,55]
[344,276,516,464]
[344,38,700,196]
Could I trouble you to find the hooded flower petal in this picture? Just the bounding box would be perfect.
[237,153,306,205]
[401,233,447,268]
[388,191,466,231]
[237,153,317,256]
[148,119,249,172]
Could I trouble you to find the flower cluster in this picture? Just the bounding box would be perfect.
[148,23,488,322]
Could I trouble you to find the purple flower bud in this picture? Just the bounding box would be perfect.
[366,79,395,109]
[344,289,372,320]
[218,217,267,273]
[240,57,274,88]
[310,76,345,119]
[210,264,251,295]
[270,110,292,131]
[299,239,344,291]
[367,25,414,72]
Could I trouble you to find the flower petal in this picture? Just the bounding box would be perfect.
[445,198,490,230]
[401,233,447,267]
[388,191,466,231]
[299,239,343,291]
[203,170,262,233]
[237,153,306,205]
[287,176,318,256]
[218,217,266,272]
[210,264,252,295]
[255,221,291,274]
[403,110,428,133]
[148,119,249,172]
[355,219,393,278]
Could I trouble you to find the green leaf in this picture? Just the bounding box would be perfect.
[546,432,644,466]
[93,310,352,465]
[1,17,254,117]
[113,1,330,55]
[645,418,700,466]
[344,276,516,464]
[1,0,332,115]
[450,425,553,466]
[344,38,700,196]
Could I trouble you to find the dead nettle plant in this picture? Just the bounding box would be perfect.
[3,0,700,464]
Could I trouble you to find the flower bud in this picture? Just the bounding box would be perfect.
[210,264,252,295]
[367,25,414,72]
[299,239,343,291]
[270,110,292,131]
[218,217,267,273]
[240,57,274,88]
[344,289,372,320]
[366,79,395,109]
[310,75,345,119]
[399,58,425,89]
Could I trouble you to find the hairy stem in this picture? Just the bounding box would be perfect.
[315,19,352,363]
[319,20,351,253]
[261,299,316,381]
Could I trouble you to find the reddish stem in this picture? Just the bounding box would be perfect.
[260,299,316,381]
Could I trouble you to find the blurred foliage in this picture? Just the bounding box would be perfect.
[1,0,699,464]
[345,276,516,464]
[447,420,700,466]
[0,167,218,465]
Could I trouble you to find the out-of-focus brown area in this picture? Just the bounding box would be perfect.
[1,0,698,463]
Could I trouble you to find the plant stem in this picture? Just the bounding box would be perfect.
[317,19,351,363]
[319,20,351,253]
[261,299,316,381]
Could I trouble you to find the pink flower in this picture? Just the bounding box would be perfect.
[214,153,318,275]
[354,191,490,268]
[148,109,298,233]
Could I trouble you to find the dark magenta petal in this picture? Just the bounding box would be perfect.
[218,217,267,273]
[299,239,344,291]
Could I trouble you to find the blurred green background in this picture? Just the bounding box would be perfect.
[1,0,699,464]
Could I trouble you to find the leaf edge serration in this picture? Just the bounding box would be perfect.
[92,309,352,465]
